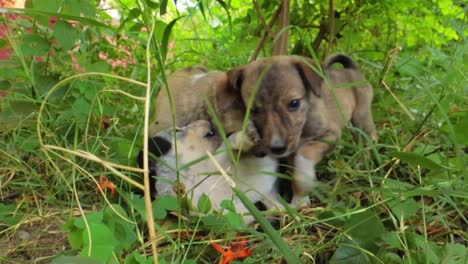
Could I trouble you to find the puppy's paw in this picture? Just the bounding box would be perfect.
[290,194,311,208]
[246,120,261,144]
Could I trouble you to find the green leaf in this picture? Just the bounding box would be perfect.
[124,250,153,264]
[74,212,103,229]
[145,0,159,9]
[152,195,178,220]
[159,0,168,15]
[331,209,385,263]
[387,197,420,221]
[0,203,22,226]
[161,17,183,62]
[53,20,79,50]
[68,227,83,249]
[19,135,39,152]
[381,231,403,250]
[103,205,136,252]
[225,211,242,228]
[122,193,147,220]
[387,151,448,170]
[72,97,92,116]
[21,34,50,56]
[197,193,212,214]
[81,223,117,262]
[220,199,235,212]
[443,243,467,264]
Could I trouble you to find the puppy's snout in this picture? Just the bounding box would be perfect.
[269,138,287,155]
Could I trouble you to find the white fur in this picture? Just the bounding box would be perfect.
[290,154,317,207]
[191,73,207,83]
[153,123,280,224]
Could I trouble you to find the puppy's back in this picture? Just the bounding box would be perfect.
[150,67,224,135]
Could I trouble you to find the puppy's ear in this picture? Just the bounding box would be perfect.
[137,136,172,197]
[214,73,246,112]
[226,67,244,92]
[137,136,172,170]
[294,60,322,98]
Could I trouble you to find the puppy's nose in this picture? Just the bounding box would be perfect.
[270,145,287,155]
[269,138,287,155]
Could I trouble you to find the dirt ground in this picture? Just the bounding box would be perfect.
[0,208,70,264]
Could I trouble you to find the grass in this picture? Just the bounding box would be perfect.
[1,2,467,264]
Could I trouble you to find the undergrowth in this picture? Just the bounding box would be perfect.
[0,1,466,264]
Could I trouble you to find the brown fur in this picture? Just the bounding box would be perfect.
[226,54,377,206]
[150,66,246,136]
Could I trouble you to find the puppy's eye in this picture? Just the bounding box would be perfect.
[287,99,301,112]
[204,128,216,138]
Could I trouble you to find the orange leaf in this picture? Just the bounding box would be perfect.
[97,175,116,196]
[211,236,252,264]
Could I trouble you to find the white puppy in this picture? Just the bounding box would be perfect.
[141,120,281,224]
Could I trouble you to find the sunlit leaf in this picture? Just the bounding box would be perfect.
[53,20,79,50]
[388,151,448,170]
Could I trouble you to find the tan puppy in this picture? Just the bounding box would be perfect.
[226,54,377,206]
[150,67,245,136]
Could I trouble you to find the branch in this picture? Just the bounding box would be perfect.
[249,3,282,62]
[272,0,290,56]
[253,0,275,39]
[326,0,335,57]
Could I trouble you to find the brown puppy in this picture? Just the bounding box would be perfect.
[226,54,377,207]
[149,66,245,136]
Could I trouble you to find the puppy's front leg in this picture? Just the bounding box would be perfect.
[291,132,340,207]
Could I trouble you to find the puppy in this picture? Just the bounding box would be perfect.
[226,54,377,207]
[149,66,245,136]
[141,120,280,224]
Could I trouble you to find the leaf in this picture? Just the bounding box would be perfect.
[124,250,153,264]
[122,193,147,220]
[74,212,103,229]
[197,193,212,214]
[331,210,385,263]
[19,135,40,152]
[159,0,168,15]
[387,151,447,170]
[214,0,232,29]
[152,195,178,220]
[72,97,92,116]
[381,231,403,249]
[345,210,385,248]
[103,205,136,252]
[21,34,50,56]
[0,203,22,226]
[161,17,183,62]
[443,243,467,264]
[68,228,83,249]
[220,199,235,212]
[81,223,117,262]
[53,20,79,50]
[410,233,441,264]
[387,197,420,221]
[145,0,159,9]
[9,8,115,30]
[225,211,242,228]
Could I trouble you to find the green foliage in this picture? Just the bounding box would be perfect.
[62,204,136,262]
[0,0,466,263]
[0,203,23,227]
